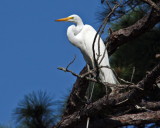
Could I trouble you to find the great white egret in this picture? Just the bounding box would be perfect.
[55,14,118,90]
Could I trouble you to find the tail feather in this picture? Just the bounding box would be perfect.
[99,67,118,84]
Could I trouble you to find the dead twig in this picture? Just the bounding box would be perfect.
[57,67,97,83]
[135,105,152,112]
[118,77,134,85]
[142,0,160,12]
[100,65,135,85]
[98,3,120,66]
[131,67,136,82]
[66,55,76,70]
[92,2,120,81]
[116,99,129,105]
[57,66,143,90]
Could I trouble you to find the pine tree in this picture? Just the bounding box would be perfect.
[14,91,56,128]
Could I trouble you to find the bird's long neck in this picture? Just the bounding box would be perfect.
[76,19,84,27]
[74,19,84,35]
[67,17,84,48]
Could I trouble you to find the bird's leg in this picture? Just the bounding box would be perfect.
[100,71,111,95]
[105,84,112,96]
[86,64,96,128]
[86,64,95,102]
[86,64,91,128]
[86,64,91,103]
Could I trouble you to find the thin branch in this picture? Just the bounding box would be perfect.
[63,66,89,116]
[66,55,76,70]
[55,63,160,128]
[58,66,140,90]
[92,2,120,80]
[58,67,82,78]
[106,1,160,56]
[131,67,135,82]
[106,0,112,11]
[58,67,99,84]
[98,3,120,65]
[118,77,134,85]
[75,110,160,128]
[141,0,160,12]
[135,105,152,112]
[140,101,160,111]
[100,65,134,85]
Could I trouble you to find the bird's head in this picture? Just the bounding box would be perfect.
[55,14,82,24]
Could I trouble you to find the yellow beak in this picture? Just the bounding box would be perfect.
[55,17,73,22]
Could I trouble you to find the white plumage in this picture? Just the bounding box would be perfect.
[56,14,118,89]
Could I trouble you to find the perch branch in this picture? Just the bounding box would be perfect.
[74,110,160,128]
[106,1,160,56]
[141,0,160,12]
[55,64,160,128]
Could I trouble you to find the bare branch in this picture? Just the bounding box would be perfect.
[74,110,160,128]
[92,3,120,80]
[131,67,135,82]
[135,105,152,112]
[62,66,89,116]
[106,2,160,56]
[66,55,76,70]
[98,3,120,65]
[57,67,98,83]
[56,108,160,128]
[58,66,141,90]
[141,0,160,12]
[118,77,134,85]
[58,67,82,78]
[140,101,160,111]
[55,63,160,128]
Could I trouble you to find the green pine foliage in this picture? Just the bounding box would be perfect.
[110,8,145,30]
[110,8,160,83]
[86,83,106,102]
[14,91,56,128]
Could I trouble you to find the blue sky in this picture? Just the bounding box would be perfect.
[0,0,103,125]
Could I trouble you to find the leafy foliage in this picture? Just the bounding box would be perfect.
[98,0,145,22]
[109,9,160,83]
[14,91,56,128]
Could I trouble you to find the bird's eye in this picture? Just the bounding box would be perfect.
[71,17,74,19]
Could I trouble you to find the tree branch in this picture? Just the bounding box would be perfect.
[63,66,89,116]
[106,2,160,56]
[58,66,143,90]
[75,110,160,128]
[140,101,160,111]
[55,63,160,128]
[141,0,160,12]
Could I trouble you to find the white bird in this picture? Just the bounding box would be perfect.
[55,14,118,91]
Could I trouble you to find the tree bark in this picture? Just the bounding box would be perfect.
[140,101,160,111]
[106,3,160,56]
[55,64,160,128]
[63,66,89,116]
[74,110,160,128]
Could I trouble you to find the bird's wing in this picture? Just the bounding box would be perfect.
[78,25,109,65]
[67,25,83,48]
